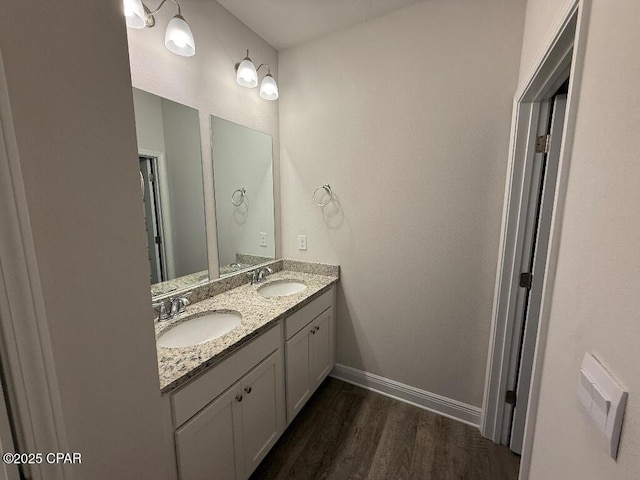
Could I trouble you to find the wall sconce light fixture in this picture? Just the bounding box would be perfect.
[235,50,279,101]
[124,0,196,57]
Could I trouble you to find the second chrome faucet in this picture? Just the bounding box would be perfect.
[153,292,191,321]
[247,266,273,285]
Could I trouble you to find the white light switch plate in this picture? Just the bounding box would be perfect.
[259,232,267,247]
[298,235,307,250]
[578,353,627,459]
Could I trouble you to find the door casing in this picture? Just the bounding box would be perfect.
[481,1,594,478]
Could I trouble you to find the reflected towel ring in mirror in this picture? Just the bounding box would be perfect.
[313,184,333,207]
[231,187,246,207]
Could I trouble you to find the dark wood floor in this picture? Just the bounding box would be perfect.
[251,378,519,480]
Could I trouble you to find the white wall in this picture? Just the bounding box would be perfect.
[161,99,208,277]
[518,1,640,478]
[0,0,166,478]
[132,88,166,152]
[212,116,275,267]
[126,0,280,277]
[279,0,527,407]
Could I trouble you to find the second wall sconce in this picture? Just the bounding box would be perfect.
[124,0,196,57]
[235,50,279,101]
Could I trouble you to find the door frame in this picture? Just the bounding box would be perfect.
[139,148,176,280]
[481,0,592,477]
[0,48,71,479]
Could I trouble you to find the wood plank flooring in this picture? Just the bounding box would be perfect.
[251,378,519,480]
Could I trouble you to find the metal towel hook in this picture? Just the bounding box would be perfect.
[231,187,246,207]
[313,184,333,207]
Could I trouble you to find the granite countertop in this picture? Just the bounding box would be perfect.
[156,269,338,394]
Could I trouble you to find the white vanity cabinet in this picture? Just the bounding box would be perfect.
[165,323,285,480]
[285,286,336,424]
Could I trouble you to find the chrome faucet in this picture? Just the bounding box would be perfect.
[152,292,191,321]
[170,293,191,316]
[247,266,273,285]
[258,266,273,283]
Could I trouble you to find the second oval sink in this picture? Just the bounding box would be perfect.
[157,311,242,348]
[258,280,307,298]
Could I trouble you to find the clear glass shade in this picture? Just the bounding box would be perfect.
[124,0,146,29]
[259,74,279,100]
[236,59,258,88]
[165,15,196,57]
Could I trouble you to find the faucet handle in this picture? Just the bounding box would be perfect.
[247,270,258,284]
[152,300,170,321]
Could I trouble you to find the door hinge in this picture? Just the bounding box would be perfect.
[519,272,533,289]
[535,134,550,153]
[154,236,162,245]
[149,173,155,182]
[505,390,517,406]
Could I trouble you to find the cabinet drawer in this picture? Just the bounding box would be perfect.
[172,323,281,427]
[285,287,334,340]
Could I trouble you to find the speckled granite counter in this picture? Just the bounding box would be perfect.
[156,269,338,394]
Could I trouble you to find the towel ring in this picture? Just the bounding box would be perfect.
[231,187,246,207]
[313,184,333,207]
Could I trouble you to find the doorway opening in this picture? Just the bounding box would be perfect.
[139,154,168,284]
[482,1,592,478]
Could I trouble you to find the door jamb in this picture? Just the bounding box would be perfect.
[0,48,71,479]
[480,0,592,477]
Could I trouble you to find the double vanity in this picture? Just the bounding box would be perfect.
[155,260,339,480]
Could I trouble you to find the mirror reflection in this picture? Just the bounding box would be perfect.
[132,88,209,296]
[211,116,275,277]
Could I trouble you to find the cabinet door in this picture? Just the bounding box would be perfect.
[240,350,284,477]
[174,384,244,480]
[285,325,312,424]
[311,309,333,386]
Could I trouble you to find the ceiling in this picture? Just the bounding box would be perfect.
[216,0,426,50]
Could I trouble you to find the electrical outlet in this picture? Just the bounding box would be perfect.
[298,235,307,251]
[259,232,267,247]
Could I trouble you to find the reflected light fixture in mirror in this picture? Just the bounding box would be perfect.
[235,50,279,101]
[123,0,196,57]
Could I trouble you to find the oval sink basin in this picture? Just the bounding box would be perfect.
[157,311,241,348]
[258,280,307,298]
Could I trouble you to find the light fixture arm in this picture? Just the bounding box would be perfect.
[143,0,183,27]
[257,63,271,75]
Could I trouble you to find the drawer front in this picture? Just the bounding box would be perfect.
[285,286,334,340]
[172,323,281,427]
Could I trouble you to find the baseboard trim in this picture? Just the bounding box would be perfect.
[330,364,482,428]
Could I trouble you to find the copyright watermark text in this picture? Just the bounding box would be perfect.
[2,452,81,465]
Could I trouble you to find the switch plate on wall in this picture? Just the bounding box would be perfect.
[298,235,307,250]
[259,232,267,247]
[577,353,628,459]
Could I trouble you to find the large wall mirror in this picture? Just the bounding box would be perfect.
[211,116,276,277]
[132,88,209,296]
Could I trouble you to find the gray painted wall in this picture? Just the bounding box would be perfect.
[279,0,527,407]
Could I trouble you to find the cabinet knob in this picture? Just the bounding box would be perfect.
[315,326,320,331]
[310,329,315,335]
[235,394,243,402]
[244,386,252,394]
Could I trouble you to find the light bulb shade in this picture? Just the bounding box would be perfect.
[165,15,196,57]
[259,74,279,100]
[236,59,258,88]
[124,0,146,29]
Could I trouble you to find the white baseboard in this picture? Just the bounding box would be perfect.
[330,364,482,428]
